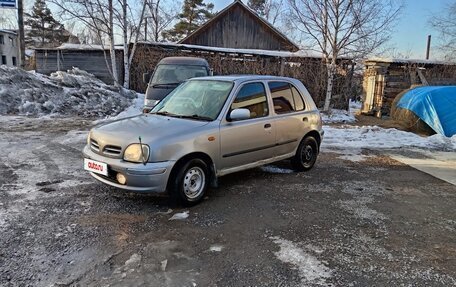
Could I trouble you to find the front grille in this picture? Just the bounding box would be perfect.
[90,139,100,152]
[103,145,122,156]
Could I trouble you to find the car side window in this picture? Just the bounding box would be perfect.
[230,82,269,119]
[291,85,306,111]
[269,81,295,114]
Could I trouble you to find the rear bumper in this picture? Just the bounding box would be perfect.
[83,145,174,193]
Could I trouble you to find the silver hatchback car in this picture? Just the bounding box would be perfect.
[83,75,323,205]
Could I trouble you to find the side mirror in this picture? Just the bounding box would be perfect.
[229,108,250,121]
[143,72,151,84]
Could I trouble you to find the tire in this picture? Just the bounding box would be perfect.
[291,136,319,171]
[170,158,209,206]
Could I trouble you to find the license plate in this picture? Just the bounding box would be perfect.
[84,158,108,176]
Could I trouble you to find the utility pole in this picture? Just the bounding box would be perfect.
[17,0,25,68]
[144,17,148,41]
[426,35,431,60]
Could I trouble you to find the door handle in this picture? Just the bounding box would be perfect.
[302,117,308,122]
[264,123,272,128]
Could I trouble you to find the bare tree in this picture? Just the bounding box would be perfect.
[50,0,120,85]
[146,0,176,42]
[288,0,402,111]
[0,9,17,29]
[49,0,148,88]
[429,2,456,60]
[119,0,147,88]
[264,0,284,26]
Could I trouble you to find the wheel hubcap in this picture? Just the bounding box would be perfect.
[183,167,205,199]
[302,145,313,163]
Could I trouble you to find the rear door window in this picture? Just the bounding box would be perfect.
[269,81,306,114]
[291,86,306,111]
[231,82,269,119]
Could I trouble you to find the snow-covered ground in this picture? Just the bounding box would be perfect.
[0,66,139,117]
[321,123,456,163]
[271,236,332,286]
[323,125,456,151]
[321,100,361,124]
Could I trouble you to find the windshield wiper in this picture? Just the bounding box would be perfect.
[151,112,212,121]
[151,111,179,117]
[152,83,180,88]
[177,114,213,121]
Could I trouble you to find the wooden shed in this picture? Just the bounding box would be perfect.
[34,44,124,84]
[178,0,299,52]
[362,58,456,116]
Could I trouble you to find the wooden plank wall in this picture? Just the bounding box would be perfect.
[365,62,456,115]
[35,50,124,84]
[183,5,293,51]
[130,44,355,109]
[382,66,411,114]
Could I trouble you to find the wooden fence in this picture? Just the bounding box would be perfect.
[130,43,356,109]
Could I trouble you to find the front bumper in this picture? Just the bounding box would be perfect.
[83,145,175,193]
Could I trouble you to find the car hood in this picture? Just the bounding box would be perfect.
[90,114,210,148]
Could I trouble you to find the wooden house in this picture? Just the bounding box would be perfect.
[178,0,299,52]
[362,58,456,116]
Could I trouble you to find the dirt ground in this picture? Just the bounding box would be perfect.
[0,116,455,287]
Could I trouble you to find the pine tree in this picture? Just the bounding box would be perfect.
[247,0,266,17]
[25,0,68,48]
[162,0,214,41]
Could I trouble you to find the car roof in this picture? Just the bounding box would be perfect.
[157,57,209,66]
[189,75,298,83]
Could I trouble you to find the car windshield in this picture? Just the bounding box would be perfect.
[150,80,233,121]
[150,64,208,85]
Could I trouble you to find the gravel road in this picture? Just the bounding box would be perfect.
[1,116,455,287]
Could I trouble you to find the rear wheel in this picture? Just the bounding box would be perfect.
[291,136,318,171]
[170,158,209,206]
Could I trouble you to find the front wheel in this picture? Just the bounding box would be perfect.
[170,159,209,206]
[291,136,319,171]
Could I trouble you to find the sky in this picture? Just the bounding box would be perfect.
[211,0,451,60]
[0,0,452,60]
[391,0,451,59]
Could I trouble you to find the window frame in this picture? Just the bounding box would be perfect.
[268,81,296,115]
[1,55,7,65]
[267,80,307,115]
[0,35,4,45]
[226,81,270,122]
[290,84,306,112]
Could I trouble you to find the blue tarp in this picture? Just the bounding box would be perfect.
[396,86,456,137]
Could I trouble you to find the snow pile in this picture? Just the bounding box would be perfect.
[321,100,361,124]
[94,93,144,123]
[0,66,138,117]
[169,211,189,221]
[271,236,332,286]
[209,245,224,252]
[322,125,456,151]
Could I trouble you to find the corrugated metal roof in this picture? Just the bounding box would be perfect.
[137,41,346,59]
[34,43,124,51]
[365,57,456,65]
[0,29,17,36]
[34,41,352,61]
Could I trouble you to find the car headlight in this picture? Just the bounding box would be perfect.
[123,144,150,163]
